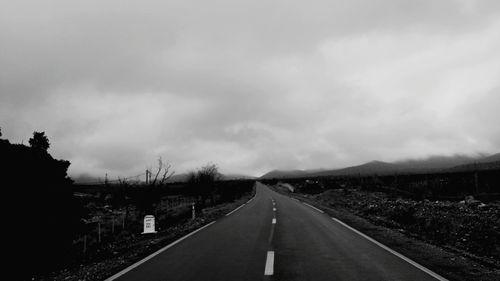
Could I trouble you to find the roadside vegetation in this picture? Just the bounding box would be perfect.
[265,176,500,281]
[2,129,83,280]
[42,187,254,281]
[0,128,255,281]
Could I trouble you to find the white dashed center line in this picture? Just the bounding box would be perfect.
[266,198,277,277]
[264,251,275,275]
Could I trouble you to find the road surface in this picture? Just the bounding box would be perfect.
[108,183,445,281]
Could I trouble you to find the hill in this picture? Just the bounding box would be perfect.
[259,153,500,179]
[477,152,500,163]
[221,174,257,180]
[260,169,311,179]
[311,160,400,177]
[394,155,481,170]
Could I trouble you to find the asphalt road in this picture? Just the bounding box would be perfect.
[108,183,445,281]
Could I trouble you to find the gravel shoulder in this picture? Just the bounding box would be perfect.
[270,185,500,281]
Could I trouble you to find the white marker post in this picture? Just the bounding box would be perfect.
[192,203,195,220]
[142,215,157,234]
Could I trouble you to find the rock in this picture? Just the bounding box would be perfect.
[464,195,481,205]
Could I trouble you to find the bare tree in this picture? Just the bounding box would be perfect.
[149,157,175,186]
[198,163,221,184]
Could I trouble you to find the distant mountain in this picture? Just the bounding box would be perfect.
[222,174,257,180]
[260,169,311,179]
[477,152,500,163]
[165,173,190,183]
[448,153,500,172]
[394,155,481,170]
[72,173,101,184]
[449,161,500,172]
[259,161,405,179]
[259,153,500,179]
[311,160,400,177]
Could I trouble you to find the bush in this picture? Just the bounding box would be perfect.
[388,203,417,225]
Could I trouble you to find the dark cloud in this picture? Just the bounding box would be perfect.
[1,0,500,177]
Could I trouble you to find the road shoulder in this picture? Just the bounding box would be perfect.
[41,190,256,281]
[269,186,500,281]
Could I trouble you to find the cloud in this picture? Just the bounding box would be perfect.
[1,0,500,177]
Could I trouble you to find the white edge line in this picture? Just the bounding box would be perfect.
[291,197,300,202]
[225,203,246,216]
[104,221,217,281]
[246,184,258,204]
[246,193,256,204]
[264,251,275,275]
[228,191,257,217]
[303,202,325,213]
[331,217,448,281]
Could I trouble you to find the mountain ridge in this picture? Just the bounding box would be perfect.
[259,153,500,179]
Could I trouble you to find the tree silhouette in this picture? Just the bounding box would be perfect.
[29,131,50,151]
[1,130,82,278]
[149,157,175,186]
[187,164,221,206]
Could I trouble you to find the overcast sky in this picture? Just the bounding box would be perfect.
[1,0,500,178]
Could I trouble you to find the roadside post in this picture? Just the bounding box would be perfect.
[98,220,101,243]
[83,234,87,255]
[192,202,195,220]
[122,213,126,229]
[142,215,157,234]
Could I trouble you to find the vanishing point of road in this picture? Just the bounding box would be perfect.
[106,183,447,281]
